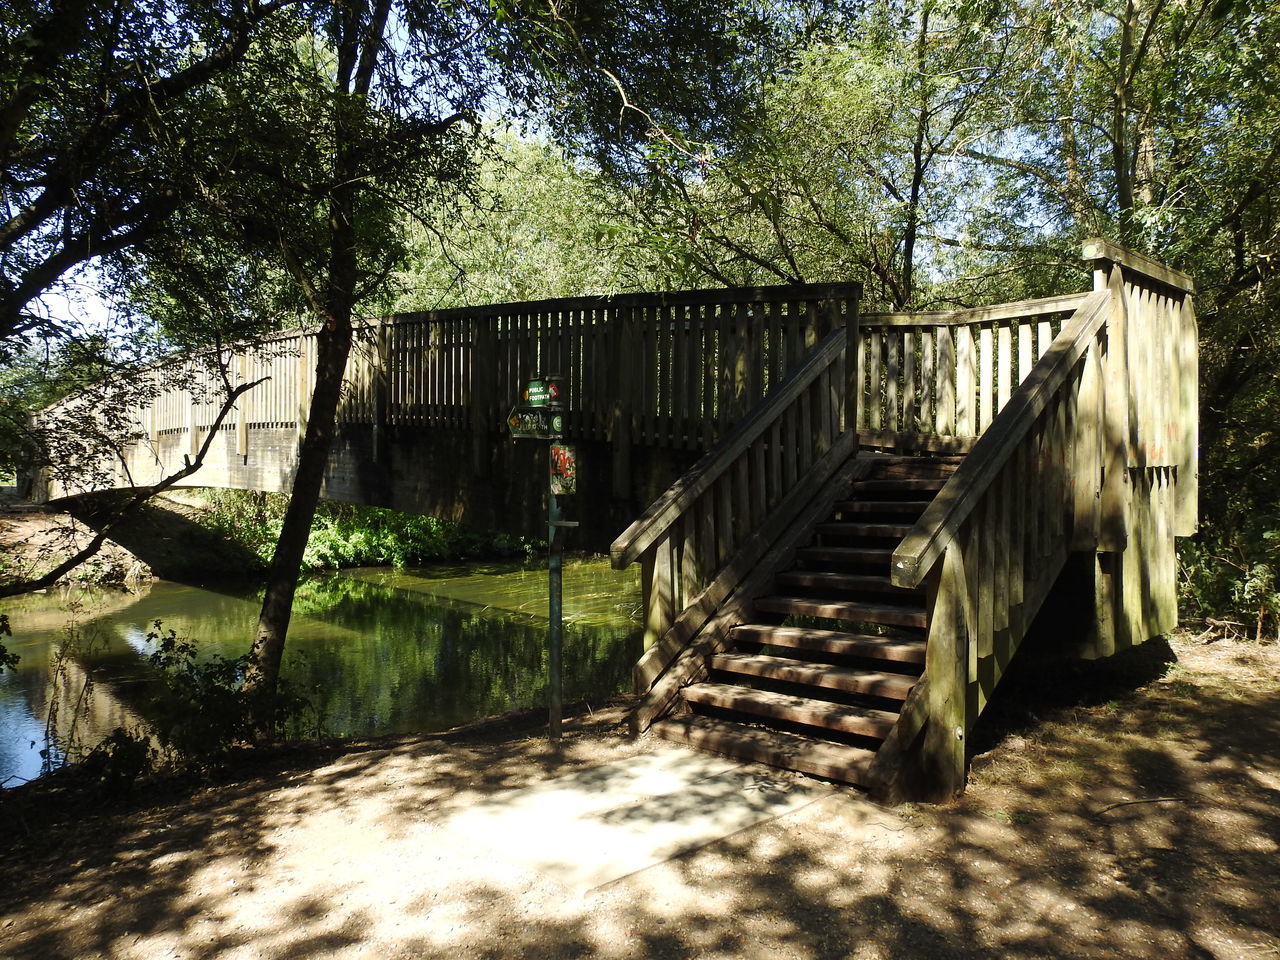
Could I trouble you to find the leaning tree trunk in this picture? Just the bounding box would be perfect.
[242,310,353,710]
[241,0,390,723]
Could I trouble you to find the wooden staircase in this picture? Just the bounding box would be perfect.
[612,240,1198,802]
[651,456,958,786]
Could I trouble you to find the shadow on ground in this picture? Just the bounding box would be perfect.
[0,638,1277,960]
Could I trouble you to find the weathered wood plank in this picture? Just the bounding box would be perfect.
[1082,238,1195,294]
[978,324,994,432]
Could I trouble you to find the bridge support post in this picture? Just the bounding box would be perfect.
[918,545,969,801]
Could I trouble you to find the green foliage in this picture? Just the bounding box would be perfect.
[144,621,310,767]
[196,489,537,572]
[1180,528,1280,643]
[76,728,158,798]
[0,612,16,673]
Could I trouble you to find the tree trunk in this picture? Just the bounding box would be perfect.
[242,0,388,720]
[242,315,353,706]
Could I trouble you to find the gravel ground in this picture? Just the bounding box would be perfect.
[1,634,1278,960]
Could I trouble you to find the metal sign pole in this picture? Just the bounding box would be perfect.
[508,372,575,744]
[547,486,564,742]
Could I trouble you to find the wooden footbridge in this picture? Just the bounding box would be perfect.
[36,239,1197,800]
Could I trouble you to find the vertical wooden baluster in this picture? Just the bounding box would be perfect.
[936,325,955,436]
[783,401,798,490]
[685,303,702,450]
[886,331,901,436]
[670,302,691,450]
[1018,319,1034,387]
[978,323,993,432]
[751,436,768,528]
[868,328,883,432]
[1175,294,1198,535]
[956,324,975,437]
[701,301,716,450]
[902,328,917,435]
[920,327,935,433]
[997,322,1012,418]
[799,376,814,473]
[734,456,751,549]
[860,317,870,430]
[680,512,699,614]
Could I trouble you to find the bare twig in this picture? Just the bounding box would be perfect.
[1096,797,1186,815]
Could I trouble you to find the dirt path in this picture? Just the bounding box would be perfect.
[2,634,1277,960]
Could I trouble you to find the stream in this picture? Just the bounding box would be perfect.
[0,557,642,786]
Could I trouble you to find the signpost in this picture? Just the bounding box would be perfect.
[507,374,576,741]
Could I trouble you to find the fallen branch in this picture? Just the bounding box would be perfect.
[1095,797,1186,815]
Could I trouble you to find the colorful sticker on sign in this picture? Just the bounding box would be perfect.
[550,444,577,495]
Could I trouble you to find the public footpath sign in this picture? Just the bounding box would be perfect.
[507,373,575,742]
[506,406,565,440]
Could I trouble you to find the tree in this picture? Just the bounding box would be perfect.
[0,0,302,357]
[165,0,775,706]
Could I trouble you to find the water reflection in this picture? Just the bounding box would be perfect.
[0,558,642,786]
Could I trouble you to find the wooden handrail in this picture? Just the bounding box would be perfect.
[1082,238,1194,294]
[394,282,863,323]
[862,292,1089,327]
[890,291,1111,589]
[610,327,846,569]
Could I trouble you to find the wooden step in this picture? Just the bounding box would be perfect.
[710,652,918,700]
[815,521,915,539]
[797,545,894,565]
[682,682,899,739]
[755,595,928,628]
[852,478,948,494]
[651,715,877,785]
[731,624,927,664]
[834,500,929,516]
[775,571,917,596]
[865,458,962,480]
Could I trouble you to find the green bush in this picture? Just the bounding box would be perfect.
[195,490,538,572]
[144,621,310,768]
[1179,522,1280,643]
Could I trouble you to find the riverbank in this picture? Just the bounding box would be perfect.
[2,632,1276,960]
[1,488,542,591]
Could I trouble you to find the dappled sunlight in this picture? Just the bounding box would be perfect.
[2,637,1277,959]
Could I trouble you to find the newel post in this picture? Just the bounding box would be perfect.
[919,545,970,801]
[1082,240,1131,553]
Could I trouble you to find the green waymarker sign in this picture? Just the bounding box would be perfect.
[522,376,564,408]
[506,406,564,439]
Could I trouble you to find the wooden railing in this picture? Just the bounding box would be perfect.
[611,309,863,724]
[874,240,1198,800]
[858,293,1087,451]
[134,284,861,464]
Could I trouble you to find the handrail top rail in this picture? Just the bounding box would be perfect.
[862,292,1089,328]
[610,326,848,569]
[1082,238,1195,294]
[889,290,1111,589]
[391,281,863,326]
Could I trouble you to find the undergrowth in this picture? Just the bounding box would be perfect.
[196,489,539,572]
